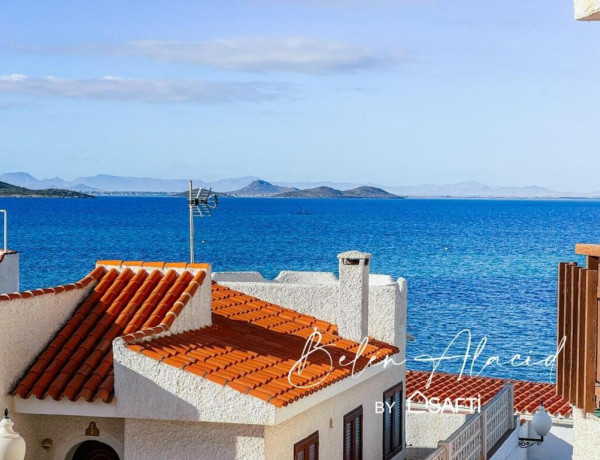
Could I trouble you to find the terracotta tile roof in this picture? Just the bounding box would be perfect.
[12,262,207,403]
[125,282,399,408]
[0,265,102,302]
[406,370,572,418]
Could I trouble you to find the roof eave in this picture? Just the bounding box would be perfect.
[13,395,118,418]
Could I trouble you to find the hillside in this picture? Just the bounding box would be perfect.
[275,186,401,199]
[275,186,345,198]
[228,180,297,196]
[0,181,93,198]
[342,186,402,199]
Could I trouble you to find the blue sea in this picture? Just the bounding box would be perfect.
[1,196,599,383]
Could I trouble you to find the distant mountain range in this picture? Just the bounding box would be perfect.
[0,172,259,193]
[1,172,597,198]
[0,180,93,198]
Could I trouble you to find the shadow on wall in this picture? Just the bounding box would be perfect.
[116,367,266,459]
[526,423,573,460]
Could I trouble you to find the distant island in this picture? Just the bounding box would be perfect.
[227,180,297,196]
[227,181,403,199]
[274,185,402,199]
[0,181,93,198]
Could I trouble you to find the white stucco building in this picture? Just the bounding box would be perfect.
[573,0,600,20]
[0,250,407,460]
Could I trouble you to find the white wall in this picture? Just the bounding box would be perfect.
[169,266,212,334]
[124,419,264,460]
[525,418,573,460]
[573,0,600,20]
[572,407,600,459]
[0,251,19,294]
[0,285,96,460]
[113,339,277,425]
[214,271,407,348]
[0,285,95,412]
[216,278,340,328]
[265,364,405,460]
[405,410,469,448]
[13,414,123,460]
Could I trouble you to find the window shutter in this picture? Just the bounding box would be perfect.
[383,393,393,455]
[354,415,361,457]
[294,431,319,460]
[309,443,317,460]
[383,383,404,460]
[344,420,352,459]
[343,406,363,460]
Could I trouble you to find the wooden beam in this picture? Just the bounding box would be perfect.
[588,256,599,272]
[577,269,586,408]
[585,269,598,413]
[557,263,566,397]
[571,266,581,405]
[563,264,574,399]
[576,244,600,258]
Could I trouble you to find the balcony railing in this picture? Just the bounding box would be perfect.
[424,383,516,460]
[556,243,600,413]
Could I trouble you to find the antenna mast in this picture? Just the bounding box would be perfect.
[187,180,219,264]
[189,181,195,263]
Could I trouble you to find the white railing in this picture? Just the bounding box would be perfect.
[481,383,515,455]
[428,383,515,460]
[424,446,448,460]
[438,413,482,460]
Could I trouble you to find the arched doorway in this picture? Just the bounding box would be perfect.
[72,440,120,460]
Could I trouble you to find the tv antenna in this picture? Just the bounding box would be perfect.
[188,181,218,263]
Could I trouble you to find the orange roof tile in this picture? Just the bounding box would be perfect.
[406,370,572,418]
[12,267,397,408]
[12,264,207,403]
[0,266,105,303]
[126,282,399,408]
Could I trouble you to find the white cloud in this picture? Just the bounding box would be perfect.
[24,38,405,74]
[0,75,290,104]
[0,74,28,81]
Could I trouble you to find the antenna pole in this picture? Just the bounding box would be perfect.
[189,181,194,264]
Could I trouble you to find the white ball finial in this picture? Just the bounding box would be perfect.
[0,409,26,460]
[532,404,552,438]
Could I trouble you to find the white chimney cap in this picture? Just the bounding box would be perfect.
[337,251,371,260]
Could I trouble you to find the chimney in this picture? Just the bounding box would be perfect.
[337,251,371,342]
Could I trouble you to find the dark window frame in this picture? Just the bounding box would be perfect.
[343,405,363,460]
[382,382,404,460]
[294,430,319,460]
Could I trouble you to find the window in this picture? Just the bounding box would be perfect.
[294,431,319,460]
[344,406,363,460]
[382,382,403,460]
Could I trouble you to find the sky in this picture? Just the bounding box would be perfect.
[0,0,599,192]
